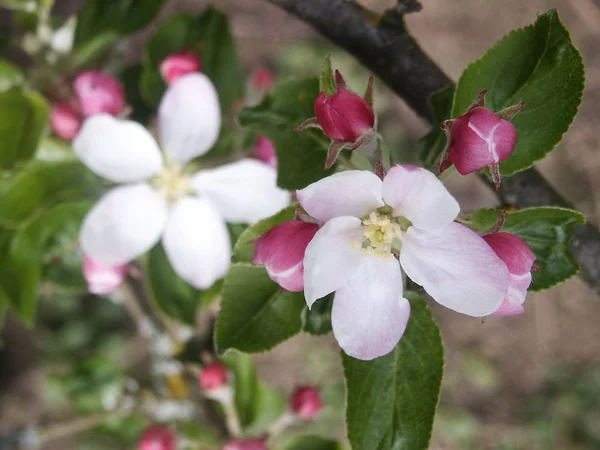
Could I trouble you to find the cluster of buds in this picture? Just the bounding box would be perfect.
[295,56,377,169]
[160,51,202,85]
[439,90,524,190]
[50,71,125,140]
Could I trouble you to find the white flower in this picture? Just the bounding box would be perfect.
[74,73,290,289]
[297,165,510,360]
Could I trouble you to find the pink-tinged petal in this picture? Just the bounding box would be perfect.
[332,256,410,360]
[253,220,319,292]
[382,165,459,230]
[297,170,384,222]
[400,222,510,317]
[491,294,526,316]
[73,114,163,183]
[191,159,290,224]
[50,100,81,140]
[163,197,231,289]
[80,184,168,266]
[158,73,221,164]
[254,135,277,168]
[73,71,124,117]
[160,51,202,85]
[303,216,364,307]
[83,255,128,294]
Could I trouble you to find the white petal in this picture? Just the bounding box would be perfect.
[332,256,410,360]
[158,73,221,164]
[400,222,509,316]
[163,197,231,289]
[80,184,168,265]
[382,165,459,230]
[297,170,384,222]
[303,216,364,307]
[191,159,290,223]
[73,114,163,183]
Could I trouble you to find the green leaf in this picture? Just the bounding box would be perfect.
[232,206,296,263]
[222,351,286,431]
[11,202,90,290]
[0,256,40,325]
[0,87,49,170]
[196,7,244,113]
[215,264,305,354]
[464,207,586,291]
[0,59,24,92]
[452,10,584,175]
[239,78,336,190]
[0,160,99,228]
[145,243,202,325]
[176,422,221,448]
[343,293,444,450]
[281,436,344,450]
[303,294,333,336]
[418,86,454,168]
[71,31,119,68]
[319,54,337,96]
[120,0,167,34]
[121,64,154,124]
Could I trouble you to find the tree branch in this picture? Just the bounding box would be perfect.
[265,0,600,295]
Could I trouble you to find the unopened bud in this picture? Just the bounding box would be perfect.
[199,362,229,391]
[253,221,319,292]
[83,255,128,295]
[160,51,202,85]
[223,438,267,450]
[251,67,275,90]
[483,232,535,316]
[290,386,323,421]
[73,71,125,117]
[50,100,81,140]
[139,426,175,450]
[254,135,277,168]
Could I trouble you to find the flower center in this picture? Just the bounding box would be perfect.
[350,211,405,259]
[152,166,192,203]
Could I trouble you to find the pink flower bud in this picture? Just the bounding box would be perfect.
[50,100,82,140]
[251,67,275,90]
[254,135,277,168]
[482,232,535,316]
[199,362,229,391]
[223,438,267,450]
[290,386,323,421]
[446,107,517,175]
[314,76,375,143]
[252,221,319,292]
[83,255,128,294]
[139,426,175,450]
[73,71,125,117]
[160,51,202,85]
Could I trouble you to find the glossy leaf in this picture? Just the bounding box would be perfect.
[464,207,586,291]
[452,10,584,175]
[215,264,305,354]
[418,86,454,169]
[0,160,99,228]
[343,293,443,450]
[0,59,24,92]
[238,78,336,190]
[0,87,49,170]
[232,206,296,263]
[281,436,343,450]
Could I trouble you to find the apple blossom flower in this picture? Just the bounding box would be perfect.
[50,100,82,140]
[254,135,277,168]
[73,71,125,117]
[252,220,319,292]
[198,362,229,391]
[74,73,290,289]
[290,386,323,420]
[483,232,535,316]
[83,255,128,294]
[139,426,175,450]
[296,70,377,169]
[223,438,267,450]
[298,165,511,360]
[160,51,202,84]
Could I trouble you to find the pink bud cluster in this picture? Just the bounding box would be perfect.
[50,71,125,141]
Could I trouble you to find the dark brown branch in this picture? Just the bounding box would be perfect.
[266,0,600,295]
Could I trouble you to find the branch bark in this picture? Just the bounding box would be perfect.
[266,0,600,295]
